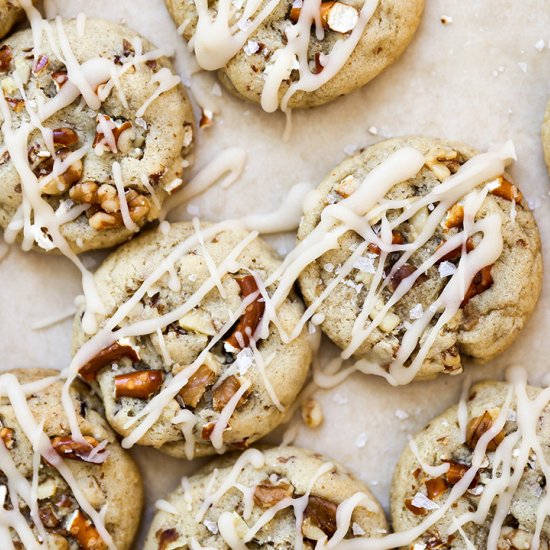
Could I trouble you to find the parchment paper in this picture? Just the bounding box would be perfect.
[2,0,550,546]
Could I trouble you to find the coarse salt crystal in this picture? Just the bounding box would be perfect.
[413,544,427,550]
[395,409,409,420]
[203,519,219,534]
[368,126,378,135]
[243,40,260,56]
[535,39,546,52]
[518,62,528,73]
[354,255,376,274]
[235,347,254,375]
[409,303,424,320]
[355,432,368,449]
[411,493,439,510]
[344,144,358,156]
[438,261,457,277]
[238,18,252,31]
[324,263,335,273]
[352,522,366,536]
[188,273,198,282]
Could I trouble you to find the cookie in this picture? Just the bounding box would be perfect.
[165,0,424,110]
[0,368,143,549]
[391,377,550,549]
[145,445,388,548]
[297,136,542,382]
[0,0,27,40]
[72,221,313,458]
[0,17,194,253]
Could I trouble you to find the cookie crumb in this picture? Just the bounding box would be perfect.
[440,15,452,25]
[368,126,379,136]
[535,39,546,52]
[395,409,409,420]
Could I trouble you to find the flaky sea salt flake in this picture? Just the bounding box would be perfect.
[438,261,457,277]
[411,493,439,511]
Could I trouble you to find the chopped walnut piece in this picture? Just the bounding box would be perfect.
[51,435,101,462]
[114,370,164,399]
[88,211,123,231]
[178,364,217,408]
[491,176,522,202]
[67,510,107,550]
[461,265,493,307]
[212,375,250,411]
[201,422,216,440]
[301,398,324,428]
[97,184,120,213]
[93,116,132,153]
[0,45,12,72]
[498,527,541,550]
[0,427,14,449]
[443,203,464,229]
[290,2,359,33]
[52,127,78,148]
[390,263,424,292]
[126,189,151,223]
[426,147,462,180]
[40,158,83,196]
[79,341,140,381]
[39,502,60,528]
[303,495,338,538]
[465,409,505,451]
[70,181,99,204]
[253,480,294,509]
[225,275,265,350]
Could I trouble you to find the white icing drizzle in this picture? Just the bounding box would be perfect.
[190,0,379,112]
[162,147,247,219]
[112,161,139,232]
[0,373,115,549]
[457,374,472,443]
[135,67,181,118]
[31,306,76,331]
[241,182,314,234]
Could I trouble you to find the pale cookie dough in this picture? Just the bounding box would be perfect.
[0,17,194,253]
[391,380,550,549]
[145,445,388,548]
[165,0,425,109]
[72,222,313,458]
[298,136,542,380]
[0,368,143,549]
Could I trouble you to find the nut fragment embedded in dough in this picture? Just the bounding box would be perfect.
[303,495,338,538]
[465,409,504,451]
[290,2,359,34]
[212,375,250,412]
[301,398,324,428]
[253,479,294,509]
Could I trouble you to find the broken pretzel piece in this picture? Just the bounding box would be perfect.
[225,275,265,350]
[79,341,140,382]
[465,409,505,451]
[67,509,107,550]
[178,363,217,408]
[290,1,359,34]
[303,495,338,539]
[114,370,164,399]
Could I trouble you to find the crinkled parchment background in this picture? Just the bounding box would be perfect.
[2,0,550,546]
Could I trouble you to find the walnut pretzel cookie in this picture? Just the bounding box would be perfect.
[0,368,143,549]
[145,445,388,548]
[165,0,424,110]
[72,221,313,458]
[0,17,194,253]
[391,378,550,549]
[297,136,542,382]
